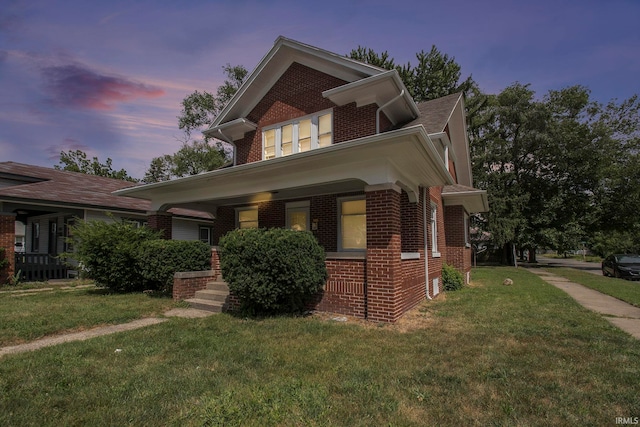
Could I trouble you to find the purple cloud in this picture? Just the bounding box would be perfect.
[41,63,165,110]
[45,138,93,161]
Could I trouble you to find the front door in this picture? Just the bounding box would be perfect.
[286,202,310,231]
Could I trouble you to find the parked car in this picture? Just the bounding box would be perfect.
[602,254,640,280]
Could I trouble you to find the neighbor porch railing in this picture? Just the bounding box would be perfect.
[14,253,68,281]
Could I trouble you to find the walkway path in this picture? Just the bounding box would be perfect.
[0,308,214,357]
[526,268,640,340]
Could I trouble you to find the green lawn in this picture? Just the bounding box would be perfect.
[544,267,640,308]
[1,267,639,426]
[0,287,177,346]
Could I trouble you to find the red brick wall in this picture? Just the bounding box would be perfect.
[314,258,366,317]
[173,270,216,300]
[366,187,403,322]
[445,205,472,283]
[147,212,172,240]
[234,62,389,165]
[0,214,15,284]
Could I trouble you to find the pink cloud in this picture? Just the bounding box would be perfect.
[41,63,165,110]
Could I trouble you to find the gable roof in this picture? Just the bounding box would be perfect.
[401,92,462,134]
[206,37,418,142]
[0,162,212,220]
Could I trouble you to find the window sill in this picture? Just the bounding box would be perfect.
[401,252,420,260]
[432,252,441,258]
[326,251,366,260]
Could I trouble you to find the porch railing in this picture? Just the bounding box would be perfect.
[14,253,68,281]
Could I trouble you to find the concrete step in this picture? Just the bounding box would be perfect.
[185,298,224,313]
[194,289,229,302]
[206,281,229,292]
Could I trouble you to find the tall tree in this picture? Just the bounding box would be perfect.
[178,64,248,141]
[348,45,474,101]
[55,150,137,182]
[145,64,247,182]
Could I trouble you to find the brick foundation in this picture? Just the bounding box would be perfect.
[173,270,217,300]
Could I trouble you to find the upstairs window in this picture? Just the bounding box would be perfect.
[263,111,332,160]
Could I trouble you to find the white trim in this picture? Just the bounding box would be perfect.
[364,183,402,193]
[401,252,420,260]
[262,110,333,160]
[430,202,439,255]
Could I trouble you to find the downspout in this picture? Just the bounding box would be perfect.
[423,186,432,300]
[215,129,237,166]
[376,90,405,134]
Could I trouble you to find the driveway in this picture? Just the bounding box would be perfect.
[534,256,603,276]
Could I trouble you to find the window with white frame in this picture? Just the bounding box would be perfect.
[430,203,440,256]
[338,197,366,251]
[236,207,258,229]
[199,227,212,245]
[263,111,332,160]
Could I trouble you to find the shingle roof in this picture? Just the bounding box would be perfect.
[400,92,462,134]
[0,162,211,220]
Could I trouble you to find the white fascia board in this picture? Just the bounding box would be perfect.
[115,126,453,210]
[209,37,383,129]
[322,70,420,120]
[204,118,257,141]
[442,190,489,213]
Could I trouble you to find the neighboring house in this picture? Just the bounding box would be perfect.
[0,162,214,282]
[116,37,488,322]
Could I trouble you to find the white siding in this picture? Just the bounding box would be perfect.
[172,219,200,241]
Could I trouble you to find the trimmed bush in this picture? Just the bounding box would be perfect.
[219,228,328,314]
[138,240,211,293]
[442,263,465,291]
[63,217,161,292]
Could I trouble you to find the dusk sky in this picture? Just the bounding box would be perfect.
[1,0,639,179]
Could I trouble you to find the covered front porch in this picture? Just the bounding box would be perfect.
[118,127,454,321]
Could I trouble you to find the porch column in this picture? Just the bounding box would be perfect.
[147,211,173,240]
[0,213,16,284]
[365,183,403,322]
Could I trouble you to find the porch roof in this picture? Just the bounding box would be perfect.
[442,184,489,213]
[114,126,454,214]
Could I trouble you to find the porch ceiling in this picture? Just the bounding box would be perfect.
[114,126,453,214]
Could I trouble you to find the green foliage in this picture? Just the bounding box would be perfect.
[54,149,137,182]
[63,217,161,292]
[442,263,465,291]
[143,140,228,183]
[590,230,640,257]
[138,240,211,293]
[348,45,474,101]
[218,228,328,314]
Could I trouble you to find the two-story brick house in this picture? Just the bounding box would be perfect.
[116,37,488,322]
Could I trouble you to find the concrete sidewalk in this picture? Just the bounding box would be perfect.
[526,268,640,339]
[0,308,214,357]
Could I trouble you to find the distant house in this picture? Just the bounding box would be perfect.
[116,37,489,322]
[0,162,214,282]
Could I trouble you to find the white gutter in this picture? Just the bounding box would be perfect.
[423,186,431,300]
[376,89,405,134]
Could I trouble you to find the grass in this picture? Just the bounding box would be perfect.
[0,278,94,291]
[0,266,639,426]
[543,267,640,308]
[0,287,177,346]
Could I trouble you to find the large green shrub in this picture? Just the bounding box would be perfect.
[138,240,211,293]
[64,217,161,292]
[219,228,328,314]
[442,263,465,291]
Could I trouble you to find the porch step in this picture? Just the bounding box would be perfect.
[185,279,230,313]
